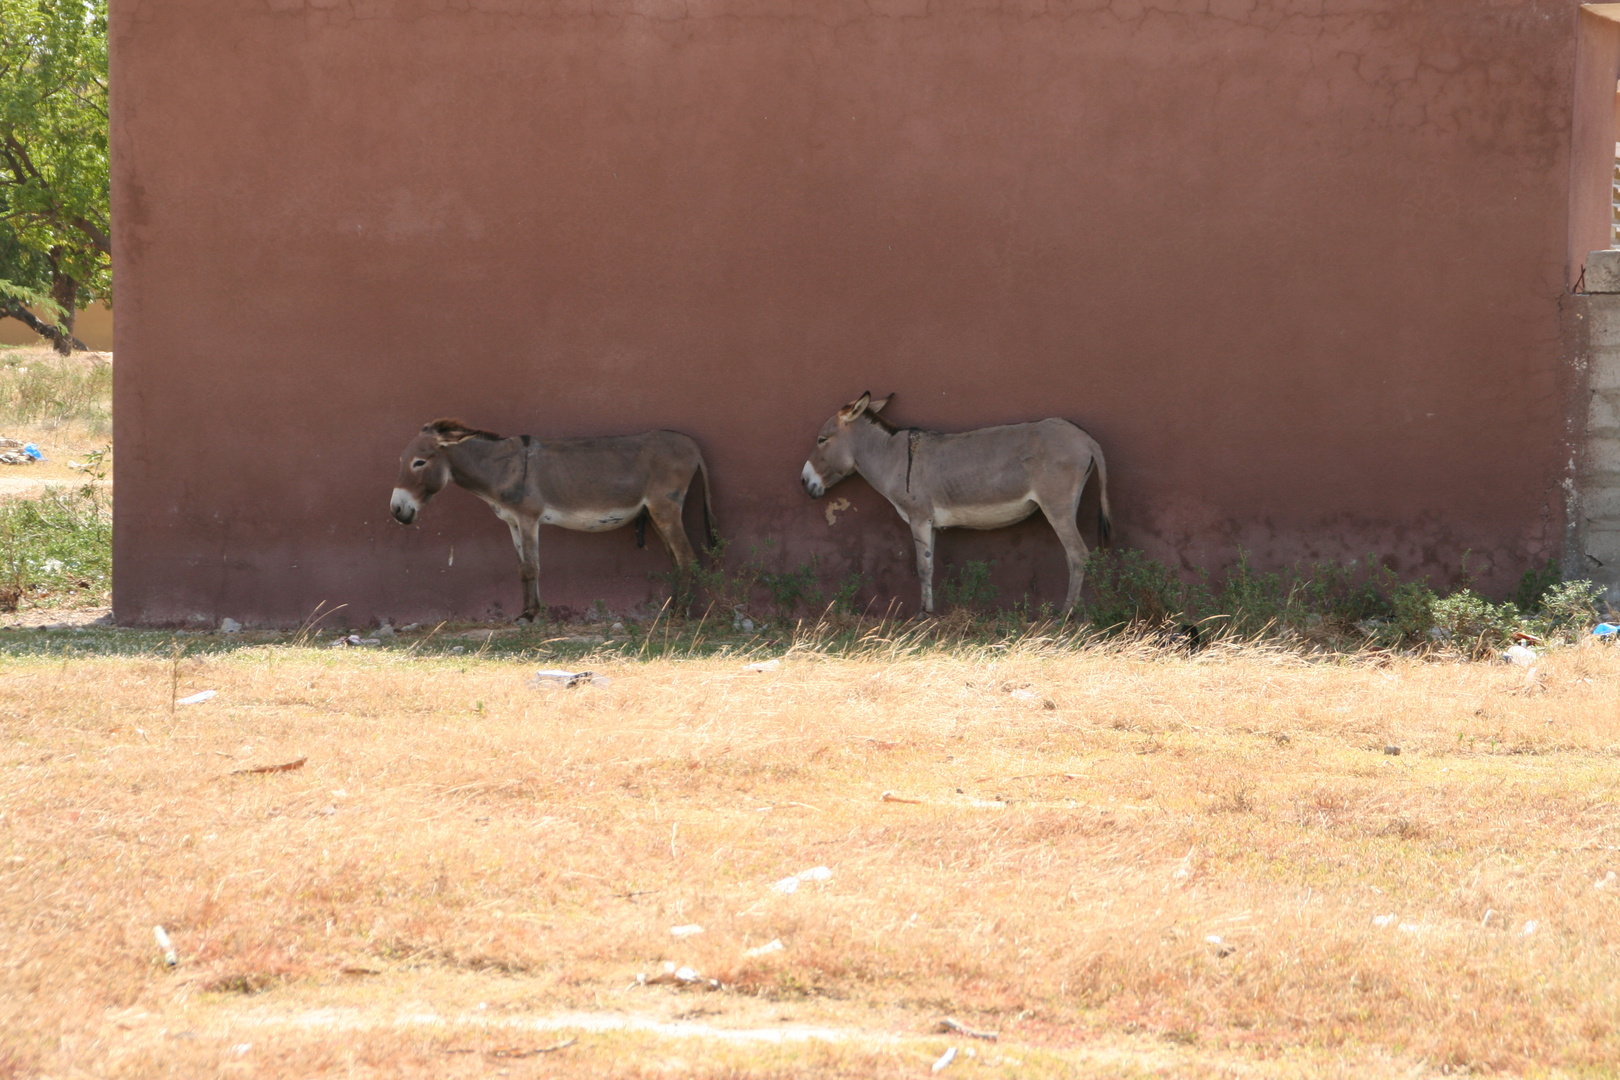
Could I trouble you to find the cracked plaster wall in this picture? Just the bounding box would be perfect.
[112,0,1589,624]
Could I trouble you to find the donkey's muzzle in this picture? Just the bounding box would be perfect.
[800,462,825,499]
[390,488,420,524]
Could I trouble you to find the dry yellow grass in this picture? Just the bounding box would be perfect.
[4,634,1620,1077]
[0,345,112,497]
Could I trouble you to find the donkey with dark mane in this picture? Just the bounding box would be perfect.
[800,393,1111,614]
[392,419,714,623]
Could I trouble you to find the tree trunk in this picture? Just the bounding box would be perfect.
[48,271,78,356]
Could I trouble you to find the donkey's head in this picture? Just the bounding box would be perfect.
[390,419,496,524]
[800,392,891,499]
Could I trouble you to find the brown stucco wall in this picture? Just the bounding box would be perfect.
[112,0,1594,626]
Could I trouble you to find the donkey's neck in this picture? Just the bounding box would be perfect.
[447,437,524,501]
[851,420,912,504]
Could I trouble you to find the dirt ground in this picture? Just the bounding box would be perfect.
[4,632,1620,1077]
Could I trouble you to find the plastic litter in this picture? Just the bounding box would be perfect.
[220,618,242,633]
[1521,920,1539,936]
[1503,644,1537,667]
[153,925,177,966]
[176,690,216,705]
[743,658,781,673]
[1595,623,1619,638]
[931,1047,957,1072]
[529,669,609,688]
[770,865,832,894]
[670,924,705,938]
[637,960,721,990]
[21,443,41,461]
[744,939,784,957]
[1372,913,1397,928]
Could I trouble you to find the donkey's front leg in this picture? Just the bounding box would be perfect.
[909,517,937,615]
[517,517,543,624]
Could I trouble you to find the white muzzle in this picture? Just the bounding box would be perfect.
[390,488,420,523]
[801,462,826,499]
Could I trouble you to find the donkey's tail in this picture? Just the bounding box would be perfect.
[696,454,719,549]
[1089,443,1113,548]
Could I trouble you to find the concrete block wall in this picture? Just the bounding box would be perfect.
[1580,250,1620,605]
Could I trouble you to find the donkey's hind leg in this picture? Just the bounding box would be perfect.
[646,497,701,612]
[1037,497,1092,612]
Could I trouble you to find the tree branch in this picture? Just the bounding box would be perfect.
[2,135,43,183]
[0,299,86,351]
[72,216,110,256]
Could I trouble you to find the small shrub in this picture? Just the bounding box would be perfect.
[1431,590,1519,655]
[830,572,868,616]
[1216,550,1286,636]
[1386,580,1438,643]
[1528,579,1603,642]
[760,557,822,615]
[937,559,998,609]
[1084,548,1197,628]
[1287,556,1391,629]
[1514,558,1562,614]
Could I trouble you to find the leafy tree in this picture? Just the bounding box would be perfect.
[0,0,108,353]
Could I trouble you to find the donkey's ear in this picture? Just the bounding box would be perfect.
[869,394,892,414]
[839,392,873,422]
[428,418,480,445]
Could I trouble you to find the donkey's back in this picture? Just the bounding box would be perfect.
[526,430,705,513]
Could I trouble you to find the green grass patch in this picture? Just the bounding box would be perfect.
[0,482,110,609]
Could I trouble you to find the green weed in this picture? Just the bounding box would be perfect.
[0,483,110,610]
[938,558,998,609]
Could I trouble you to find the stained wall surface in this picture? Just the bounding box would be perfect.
[112,0,1592,625]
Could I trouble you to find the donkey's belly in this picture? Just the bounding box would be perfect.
[540,505,640,532]
[934,499,1038,530]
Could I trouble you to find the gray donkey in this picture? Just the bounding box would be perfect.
[800,393,1111,613]
[392,419,714,623]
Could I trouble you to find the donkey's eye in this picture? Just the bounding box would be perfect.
[412,459,428,469]
[816,437,828,445]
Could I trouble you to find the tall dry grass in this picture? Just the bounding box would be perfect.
[0,345,112,440]
[3,636,1620,1076]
